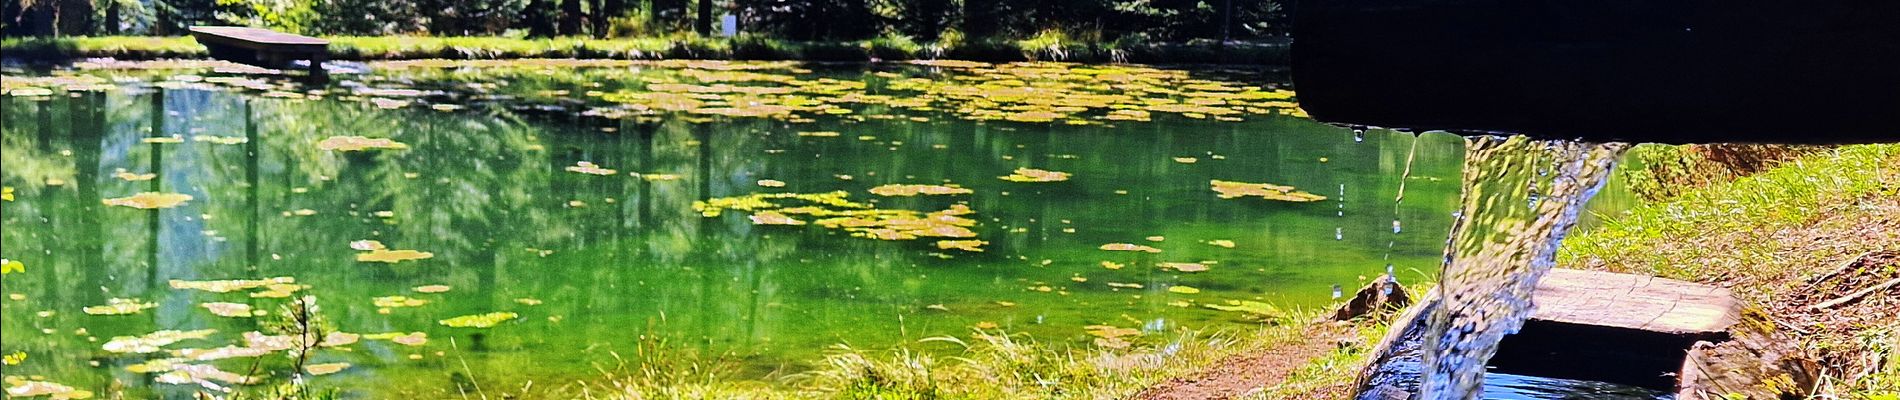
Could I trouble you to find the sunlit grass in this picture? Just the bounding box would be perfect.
[1563,143,1900,398]
[1561,144,1899,281]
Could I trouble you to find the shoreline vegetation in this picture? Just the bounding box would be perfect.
[0,35,1290,65]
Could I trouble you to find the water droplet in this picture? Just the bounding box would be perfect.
[1335,227,1344,241]
[1393,219,1404,234]
[1353,129,1366,142]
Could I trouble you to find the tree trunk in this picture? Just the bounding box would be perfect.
[105,0,120,34]
[27,0,55,36]
[559,0,584,36]
[154,0,172,35]
[593,0,618,37]
[58,0,95,36]
[693,0,710,36]
[523,0,556,37]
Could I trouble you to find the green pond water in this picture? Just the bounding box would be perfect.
[0,61,1626,398]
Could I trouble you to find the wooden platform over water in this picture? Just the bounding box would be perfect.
[1531,268,1741,336]
[188,26,329,74]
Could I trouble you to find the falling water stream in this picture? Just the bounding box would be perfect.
[1419,135,1629,399]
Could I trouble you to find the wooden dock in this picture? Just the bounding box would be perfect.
[188,26,329,75]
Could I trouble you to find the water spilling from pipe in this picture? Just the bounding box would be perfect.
[1417,135,1628,399]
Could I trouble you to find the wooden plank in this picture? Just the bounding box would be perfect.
[189,26,328,46]
[1531,269,1741,335]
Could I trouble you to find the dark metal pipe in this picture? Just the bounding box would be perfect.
[1292,0,1900,144]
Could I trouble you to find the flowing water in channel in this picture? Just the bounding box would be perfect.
[1420,136,1629,399]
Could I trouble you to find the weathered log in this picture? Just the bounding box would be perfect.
[1676,309,1820,400]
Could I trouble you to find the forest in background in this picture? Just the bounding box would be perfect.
[1,0,1287,44]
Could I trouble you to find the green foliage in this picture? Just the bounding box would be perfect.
[213,0,318,33]
[1,34,1287,64]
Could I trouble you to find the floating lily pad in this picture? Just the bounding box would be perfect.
[317,136,409,151]
[83,298,156,315]
[999,168,1070,183]
[1210,179,1327,202]
[103,192,192,209]
[439,312,519,328]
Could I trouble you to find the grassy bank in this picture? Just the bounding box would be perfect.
[1563,144,1900,397]
[0,35,1288,65]
[1222,144,1898,399]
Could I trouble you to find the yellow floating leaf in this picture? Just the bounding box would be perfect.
[438,312,518,328]
[757,179,787,187]
[1210,180,1327,202]
[192,135,248,145]
[4,379,94,399]
[350,240,387,251]
[112,170,156,181]
[1160,262,1210,273]
[936,239,988,252]
[84,298,157,315]
[564,161,617,176]
[373,296,429,308]
[1000,168,1070,183]
[974,321,999,329]
[1100,261,1125,270]
[3,351,24,365]
[1207,240,1236,248]
[748,211,806,225]
[1168,286,1202,294]
[1099,243,1161,253]
[1,259,22,275]
[199,302,254,317]
[141,135,184,144]
[364,332,429,346]
[317,136,409,151]
[635,173,683,181]
[1172,157,1199,164]
[306,363,350,375]
[414,285,452,293]
[868,184,973,197]
[357,249,434,264]
[1107,282,1144,289]
[102,329,216,353]
[170,277,295,293]
[514,298,543,306]
[103,192,192,209]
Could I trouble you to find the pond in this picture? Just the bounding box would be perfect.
[0,60,1608,397]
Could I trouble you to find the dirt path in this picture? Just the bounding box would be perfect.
[1132,323,1355,400]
